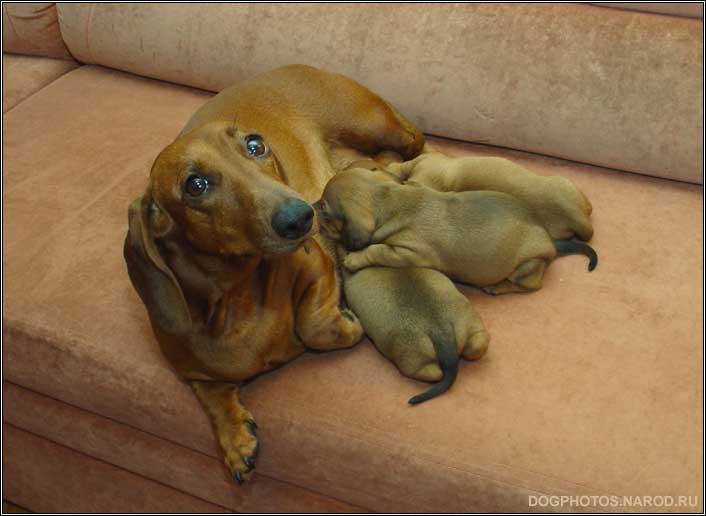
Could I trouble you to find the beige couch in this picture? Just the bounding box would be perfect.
[2,3,703,513]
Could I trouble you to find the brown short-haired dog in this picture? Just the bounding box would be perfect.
[124,65,424,483]
[386,153,594,241]
[342,263,490,405]
[316,168,596,296]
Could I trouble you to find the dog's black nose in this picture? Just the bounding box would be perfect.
[271,199,314,240]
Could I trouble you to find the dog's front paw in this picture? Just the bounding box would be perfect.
[340,308,364,345]
[340,307,356,322]
[222,418,259,485]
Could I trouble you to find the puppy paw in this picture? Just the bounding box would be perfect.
[481,285,506,296]
[463,330,490,361]
[222,418,259,485]
[343,252,367,272]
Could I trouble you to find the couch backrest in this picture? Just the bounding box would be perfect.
[592,2,704,18]
[13,3,706,184]
[2,3,72,59]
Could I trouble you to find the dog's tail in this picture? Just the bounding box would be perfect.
[554,239,598,271]
[408,333,459,405]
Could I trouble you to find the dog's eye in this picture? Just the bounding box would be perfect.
[245,135,268,158]
[185,174,209,196]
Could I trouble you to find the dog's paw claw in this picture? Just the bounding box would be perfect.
[224,418,258,484]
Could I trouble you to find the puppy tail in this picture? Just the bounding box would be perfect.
[554,239,598,271]
[408,334,459,405]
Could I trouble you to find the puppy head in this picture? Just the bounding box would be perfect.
[314,168,386,251]
[147,121,317,257]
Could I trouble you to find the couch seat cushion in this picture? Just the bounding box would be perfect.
[2,54,78,112]
[3,65,703,512]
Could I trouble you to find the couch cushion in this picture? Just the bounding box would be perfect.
[3,65,703,512]
[55,3,703,184]
[2,53,78,112]
[3,424,230,513]
[3,383,364,513]
[2,3,72,59]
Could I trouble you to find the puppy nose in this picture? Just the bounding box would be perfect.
[271,199,314,240]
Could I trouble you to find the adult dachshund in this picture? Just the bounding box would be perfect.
[124,65,424,483]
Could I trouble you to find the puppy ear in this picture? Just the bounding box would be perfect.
[123,191,192,335]
[341,207,375,251]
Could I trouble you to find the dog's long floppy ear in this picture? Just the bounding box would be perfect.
[123,191,192,335]
[341,206,375,252]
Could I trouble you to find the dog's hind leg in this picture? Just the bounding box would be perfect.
[462,329,490,361]
[332,98,425,160]
[482,258,548,296]
[412,362,444,382]
[191,381,259,485]
[377,331,441,382]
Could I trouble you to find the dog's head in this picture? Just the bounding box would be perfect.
[314,167,390,251]
[124,120,318,334]
[147,120,317,257]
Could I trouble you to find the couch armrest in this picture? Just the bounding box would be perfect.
[2,3,73,60]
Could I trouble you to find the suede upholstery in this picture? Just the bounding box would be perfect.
[2,3,72,59]
[55,3,703,184]
[592,3,704,18]
[3,65,702,513]
[2,53,78,112]
[3,424,230,513]
[3,383,364,513]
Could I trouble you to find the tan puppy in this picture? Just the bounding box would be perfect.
[316,168,597,295]
[386,153,594,241]
[342,264,489,404]
[124,65,425,483]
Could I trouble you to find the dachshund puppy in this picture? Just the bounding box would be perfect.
[342,263,489,405]
[124,65,425,483]
[316,168,597,296]
[386,153,594,241]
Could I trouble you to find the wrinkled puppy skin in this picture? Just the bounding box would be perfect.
[386,152,594,241]
[316,170,491,404]
[318,168,596,296]
[342,264,490,404]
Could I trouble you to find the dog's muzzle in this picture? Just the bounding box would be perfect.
[271,199,314,240]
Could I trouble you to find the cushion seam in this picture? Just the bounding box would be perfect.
[1,60,81,116]
[3,421,235,513]
[3,319,598,510]
[2,327,373,512]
